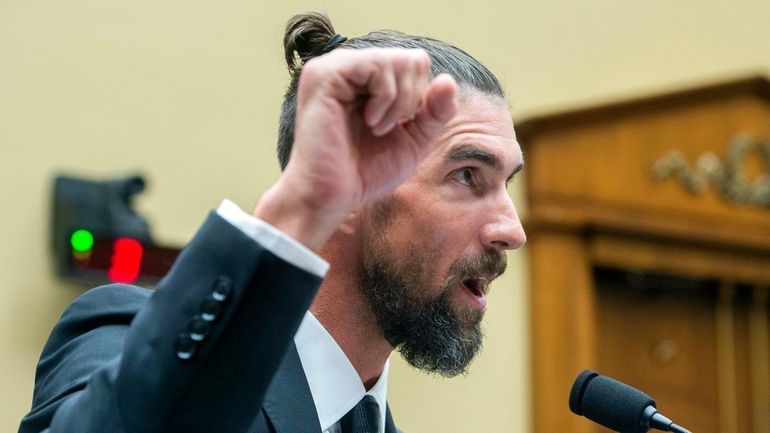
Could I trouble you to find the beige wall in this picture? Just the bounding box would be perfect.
[2,1,769,432]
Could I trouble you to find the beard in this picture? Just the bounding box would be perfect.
[357,219,507,377]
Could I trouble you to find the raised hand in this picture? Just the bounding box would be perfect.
[255,48,457,251]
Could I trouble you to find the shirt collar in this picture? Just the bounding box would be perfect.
[294,311,389,433]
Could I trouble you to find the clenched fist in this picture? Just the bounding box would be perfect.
[255,48,457,251]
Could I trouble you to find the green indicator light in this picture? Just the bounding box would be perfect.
[71,229,94,252]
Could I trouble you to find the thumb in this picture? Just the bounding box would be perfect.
[406,73,458,144]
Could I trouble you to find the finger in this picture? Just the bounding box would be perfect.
[308,48,398,120]
[362,58,397,128]
[371,63,412,136]
[372,52,430,136]
[404,73,458,144]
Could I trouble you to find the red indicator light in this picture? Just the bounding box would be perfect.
[108,238,143,283]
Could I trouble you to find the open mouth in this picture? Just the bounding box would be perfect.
[459,277,488,310]
[461,278,485,298]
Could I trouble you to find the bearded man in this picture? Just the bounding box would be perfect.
[20,11,525,433]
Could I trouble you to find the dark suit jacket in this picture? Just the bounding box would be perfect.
[19,212,400,433]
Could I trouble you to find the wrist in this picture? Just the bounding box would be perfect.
[252,178,346,252]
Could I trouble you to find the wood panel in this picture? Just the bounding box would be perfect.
[594,268,719,433]
[524,92,770,249]
[522,76,770,433]
[529,230,596,433]
[749,286,770,433]
[589,234,770,285]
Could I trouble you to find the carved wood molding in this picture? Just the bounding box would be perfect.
[651,136,770,208]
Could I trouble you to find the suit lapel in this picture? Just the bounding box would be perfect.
[385,404,399,433]
[262,343,399,433]
[262,343,321,433]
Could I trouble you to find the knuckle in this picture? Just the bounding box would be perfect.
[421,56,432,75]
[407,55,429,80]
[413,50,430,66]
[404,55,419,72]
[390,54,410,72]
[380,81,397,101]
[299,59,323,81]
[413,59,429,81]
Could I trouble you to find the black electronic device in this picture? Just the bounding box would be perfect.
[51,174,179,285]
[569,369,691,433]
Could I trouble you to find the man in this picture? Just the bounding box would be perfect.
[19,12,525,433]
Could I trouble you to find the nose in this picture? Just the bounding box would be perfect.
[480,192,527,251]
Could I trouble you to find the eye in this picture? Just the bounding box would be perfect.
[452,167,477,188]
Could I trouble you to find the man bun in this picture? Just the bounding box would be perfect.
[283,12,338,76]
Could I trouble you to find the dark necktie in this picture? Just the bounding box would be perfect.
[340,395,381,433]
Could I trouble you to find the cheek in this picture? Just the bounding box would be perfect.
[398,230,444,274]
[407,227,469,296]
[378,226,449,297]
[381,191,475,282]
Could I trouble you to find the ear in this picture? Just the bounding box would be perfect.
[338,211,359,235]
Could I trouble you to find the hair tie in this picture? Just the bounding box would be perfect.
[318,33,348,55]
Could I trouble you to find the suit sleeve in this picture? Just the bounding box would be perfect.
[19,212,323,433]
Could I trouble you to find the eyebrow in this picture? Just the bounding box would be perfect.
[445,144,524,181]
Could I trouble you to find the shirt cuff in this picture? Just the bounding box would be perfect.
[216,199,330,277]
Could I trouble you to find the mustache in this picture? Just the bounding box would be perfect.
[446,249,507,284]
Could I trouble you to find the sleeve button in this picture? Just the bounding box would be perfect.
[212,276,232,302]
[188,316,211,341]
[175,333,197,360]
[200,296,221,322]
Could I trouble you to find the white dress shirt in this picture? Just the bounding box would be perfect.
[216,199,390,433]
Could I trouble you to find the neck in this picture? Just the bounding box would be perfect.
[311,234,393,390]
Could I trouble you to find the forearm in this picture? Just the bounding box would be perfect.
[21,213,323,433]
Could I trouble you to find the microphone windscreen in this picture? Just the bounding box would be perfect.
[569,370,656,433]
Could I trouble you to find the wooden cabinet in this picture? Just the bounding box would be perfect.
[518,77,770,433]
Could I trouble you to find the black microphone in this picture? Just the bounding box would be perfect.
[569,369,691,433]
